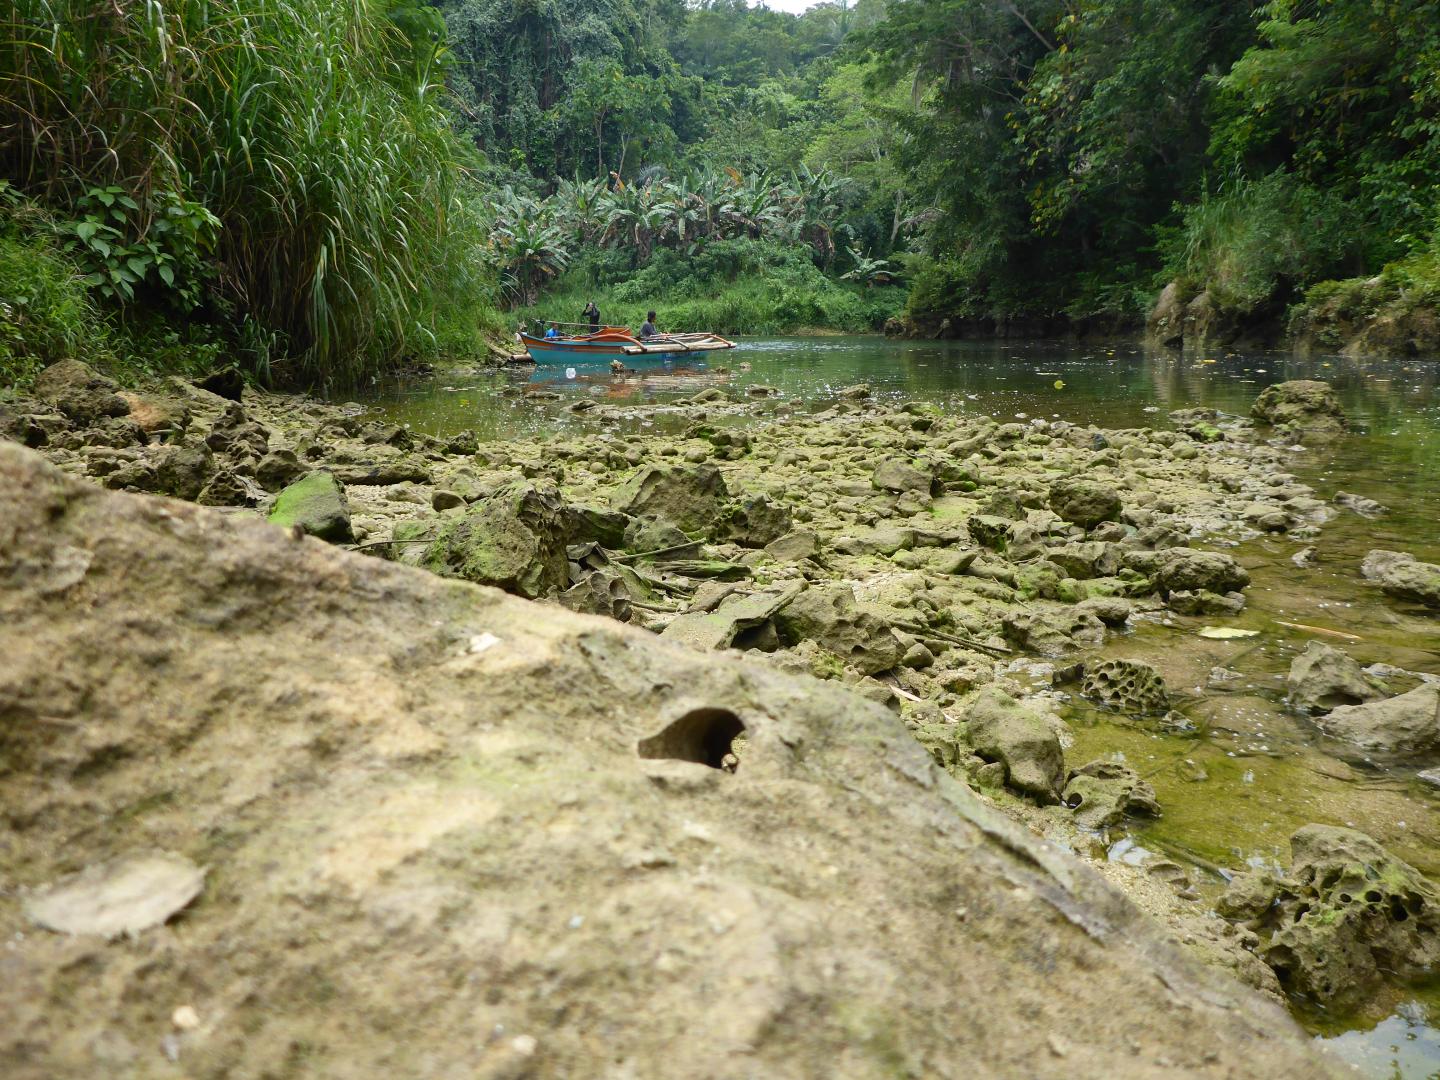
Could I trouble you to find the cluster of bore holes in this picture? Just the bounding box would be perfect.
[637,708,747,772]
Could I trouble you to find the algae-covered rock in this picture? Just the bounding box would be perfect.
[1062,760,1160,830]
[1216,869,1280,922]
[963,688,1065,802]
[772,582,903,675]
[1361,549,1440,610]
[1081,658,1169,715]
[1251,380,1347,436]
[1125,547,1250,597]
[1286,641,1385,714]
[872,457,933,494]
[1319,683,1440,754]
[1048,477,1122,529]
[612,463,728,533]
[1257,826,1440,1008]
[715,493,792,547]
[267,471,352,542]
[423,480,568,598]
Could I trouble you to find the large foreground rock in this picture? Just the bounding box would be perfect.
[0,443,1335,1078]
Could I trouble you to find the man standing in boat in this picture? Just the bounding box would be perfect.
[639,311,659,340]
[582,300,601,333]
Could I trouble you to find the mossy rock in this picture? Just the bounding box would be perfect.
[267,471,352,543]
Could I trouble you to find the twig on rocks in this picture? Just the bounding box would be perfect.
[891,620,1010,656]
[611,540,704,562]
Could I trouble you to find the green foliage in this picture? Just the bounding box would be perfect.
[0,231,107,389]
[853,0,1440,324]
[58,187,221,309]
[1161,171,1362,313]
[519,238,902,334]
[1,0,493,385]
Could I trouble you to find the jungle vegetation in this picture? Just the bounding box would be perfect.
[1,0,1436,387]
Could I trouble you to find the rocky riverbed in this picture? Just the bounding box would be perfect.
[5,358,1440,1072]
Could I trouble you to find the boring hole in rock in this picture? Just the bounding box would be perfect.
[637,708,747,772]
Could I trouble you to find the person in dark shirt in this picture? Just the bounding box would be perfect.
[582,300,600,332]
[639,311,659,339]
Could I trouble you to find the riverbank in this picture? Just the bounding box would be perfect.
[9,353,1440,1067]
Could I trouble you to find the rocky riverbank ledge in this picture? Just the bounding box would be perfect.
[3,360,1434,1074]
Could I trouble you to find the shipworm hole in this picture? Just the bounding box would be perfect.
[637,708,746,771]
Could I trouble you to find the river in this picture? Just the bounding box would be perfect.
[366,335,1440,1077]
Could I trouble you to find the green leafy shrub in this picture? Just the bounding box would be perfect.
[1160,171,1365,314]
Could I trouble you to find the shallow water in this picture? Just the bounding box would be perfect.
[364,335,1440,1074]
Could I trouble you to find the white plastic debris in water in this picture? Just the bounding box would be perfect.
[565,367,577,380]
[1198,626,1260,639]
[25,852,205,938]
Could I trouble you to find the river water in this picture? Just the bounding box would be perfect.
[367,335,1440,1076]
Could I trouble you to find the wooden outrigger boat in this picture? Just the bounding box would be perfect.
[519,325,736,365]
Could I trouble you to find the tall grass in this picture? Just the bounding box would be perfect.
[0,0,488,385]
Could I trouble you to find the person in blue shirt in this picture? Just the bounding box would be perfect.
[544,322,560,339]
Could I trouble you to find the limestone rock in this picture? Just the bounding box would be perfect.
[715,493,792,547]
[765,528,819,562]
[612,463,728,534]
[1082,658,1169,715]
[1251,380,1347,435]
[1286,641,1384,714]
[1333,491,1389,519]
[33,359,130,423]
[154,444,215,501]
[872,457,933,494]
[963,688,1065,802]
[1125,548,1249,597]
[1146,281,1186,347]
[1048,477,1122,530]
[1062,760,1160,830]
[116,391,189,436]
[1167,589,1244,616]
[660,585,803,652]
[423,480,569,599]
[1215,869,1280,922]
[0,442,1334,1078]
[267,471,352,543]
[1257,826,1440,1009]
[255,449,306,493]
[772,583,903,675]
[1361,549,1440,610]
[1319,684,1440,754]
